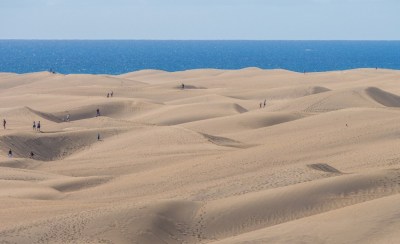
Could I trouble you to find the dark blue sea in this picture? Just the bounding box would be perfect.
[0,40,399,74]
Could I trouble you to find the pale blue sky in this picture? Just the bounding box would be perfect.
[1,0,399,40]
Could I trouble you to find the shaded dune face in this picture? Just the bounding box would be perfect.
[1,68,400,243]
[269,86,400,113]
[0,130,121,161]
[364,86,400,107]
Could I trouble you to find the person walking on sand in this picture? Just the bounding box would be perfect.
[8,149,12,158]
[66,114,70,122]
[3,119,6,129]
[181,83,185,90]
[37,121,41,131]
[30,151,34,158]
[264,99,267,108]
[107,93,109,98]
[111,91,113,97]
[96,108,100,117]
[33,121,36,130]
[97,133,101,141]
[259,102,262,109]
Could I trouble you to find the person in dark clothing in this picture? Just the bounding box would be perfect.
[3,119,6,129]
[181,83,185,90]
[111,91,113,97]
[30,151,34,158]
[37,121,41,131]
[8,149,12,158]
[96,109,100,117]
[97,133,101,141]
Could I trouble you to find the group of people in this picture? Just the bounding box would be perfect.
[32,121,41,131]
[3,105,108,159]
[2,119,36,158]
[259,99,267,108]
[3,98,110,159]
[7,149,35,159]
[2,119,41,131]
[106,91,114,98]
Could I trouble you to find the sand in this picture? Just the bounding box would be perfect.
[1,68,400,243]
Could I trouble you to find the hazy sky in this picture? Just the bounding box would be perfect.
[1,0,399,40]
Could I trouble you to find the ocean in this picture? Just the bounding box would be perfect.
[0,40,399,74]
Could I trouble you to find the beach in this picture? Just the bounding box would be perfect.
[1,68,400,243]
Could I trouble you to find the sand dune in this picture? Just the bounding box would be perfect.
[0,106,61,128]
[165,94,241,105]
[195,169,400,241]
[266,86,400,113]
[120,69,225,85]
[41,175,113,193]
[1,68,400,243]
[182,111,306,135]
[226,85,331,100]
[365,86,400,107]
[0,72,54,90]
[212,194,400,244]
[133,102,248,125]
[0,129,125,161]
[50,100,161,121]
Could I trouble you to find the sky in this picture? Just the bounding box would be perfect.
[0,0,399,40]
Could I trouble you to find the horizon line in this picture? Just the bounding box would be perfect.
[1,39,400,41]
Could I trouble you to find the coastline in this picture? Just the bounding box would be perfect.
[1,67,399,76]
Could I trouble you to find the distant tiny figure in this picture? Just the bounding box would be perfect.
[97,133,101,141]
[3,119,6,129]
[8,149,12,158]
[96,108,100,117]
[107,93,109,98]
[346,123,348,127]
[376,67,378,70]
[37,121,41,131]
[33,121,36,130]
[111,91,113,97]
[30,151,35,158]
[66,114,70,122]
[259,102,262,109]
[263,99,267,108]
[181,83,185,90]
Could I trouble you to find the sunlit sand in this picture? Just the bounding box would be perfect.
[1,68,400,243]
